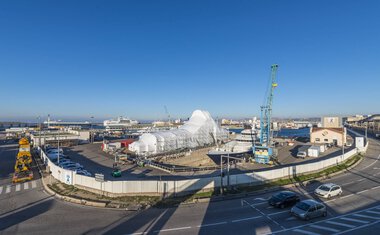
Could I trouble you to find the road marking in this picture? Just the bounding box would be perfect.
[5,185,11,193]
[231,216,262,223]
[196,221,228,227]
[357,189,369,194]
[24,182,29,190]
[362,154,380,170]
[357,179,365,182]
[154,226,191,233]
[352,213,380,220]
[285,217,297,221]
[267,210,290,216]
[309,224,340,232]
[366,210,380,215]
[325,221,355,228]
[339,194,353,199]
[0,196,54,219]
[334,220,380,235]
[0,186,2,194]
[241,199,285,229]
[292,228,320,235]
[340,217,369,224]
[31,181,37,188]
[372,185,380,190]
[15,184,20,191]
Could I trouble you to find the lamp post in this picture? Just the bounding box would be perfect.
[57,129,60,164]
[90,116,94,144]
[37,116,41,147]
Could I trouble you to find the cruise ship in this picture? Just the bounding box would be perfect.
[207,128,258,158]
[103,116,139,131]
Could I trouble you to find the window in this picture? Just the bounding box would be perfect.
[324,139,328,142]
[316,138,320,142]
[316,204,324,210]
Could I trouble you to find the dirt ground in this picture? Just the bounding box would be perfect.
[163,146,218,167]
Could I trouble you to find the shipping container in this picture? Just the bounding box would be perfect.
[308,146,320,157]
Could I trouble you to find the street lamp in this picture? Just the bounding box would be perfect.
[90,116,94,144]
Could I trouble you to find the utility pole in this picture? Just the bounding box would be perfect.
[57,129,60,164]
[38,116,41,147]
[220,155,223,195]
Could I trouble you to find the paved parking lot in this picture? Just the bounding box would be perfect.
[64,143,171,180]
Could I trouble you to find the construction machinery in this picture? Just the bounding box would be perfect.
[12,137,33,183]
[253,64,279,164]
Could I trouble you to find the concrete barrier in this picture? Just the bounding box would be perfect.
[38,139,368,197]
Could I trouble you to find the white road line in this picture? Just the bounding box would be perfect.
[0,186,3,194]
[340,217,369,224]
[31,181,37,188]
[362,154,380,170]
[357,189,369,194]
[333,220,380,235]
[23,182,29,190]
[15,184,20,191]
[154,226,191,233]
[309,224,340,232]
[357,179,365,182]
[366,210,380,215]
[292,228,320,235]
[339,194,353,199]
[267,210,290,216]
[196,221,228,227]
[325,221,355,228]
[352,213,380,220]
[5,185,11,194]
[231,215,262,223]
[372,185,380,190]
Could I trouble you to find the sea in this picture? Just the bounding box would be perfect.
[228,127,310,138]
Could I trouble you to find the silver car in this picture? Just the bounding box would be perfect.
[314,183,342,198]
[291,199,327,220]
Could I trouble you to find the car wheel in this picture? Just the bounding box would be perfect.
[305,216,310,221]
[327,194,331,199]
[280,204,285,209]
[323,211,327,217]
[338,191,342,196]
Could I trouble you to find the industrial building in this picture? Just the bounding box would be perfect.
[31,129,90,146]
[310,116,346,147]
[129,110,228,155]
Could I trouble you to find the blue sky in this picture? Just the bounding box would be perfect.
[0,0,379,122]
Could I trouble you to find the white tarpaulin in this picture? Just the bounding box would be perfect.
[129,110,228,155]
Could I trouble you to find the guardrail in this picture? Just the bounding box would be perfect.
[38,136,369,197]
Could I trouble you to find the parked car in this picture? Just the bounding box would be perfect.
[46,148,63,154]
[59,162,83,169]
[314,183,342,198]
[291,199,327,220]
[297,151,307,158]
[268,191,300,208]
[76,170,92,177]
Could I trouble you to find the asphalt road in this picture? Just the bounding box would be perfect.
[0,131,379,235]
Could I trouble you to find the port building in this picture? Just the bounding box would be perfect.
[129,110,228,155]
[310,116,346,147]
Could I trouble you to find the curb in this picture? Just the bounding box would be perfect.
[183,155,364,205]
[41,176,107,208]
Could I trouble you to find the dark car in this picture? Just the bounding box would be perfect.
[268,191,300,209]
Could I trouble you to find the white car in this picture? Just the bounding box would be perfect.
[314,183,342,198]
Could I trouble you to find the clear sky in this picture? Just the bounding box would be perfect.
[0,0,379,122]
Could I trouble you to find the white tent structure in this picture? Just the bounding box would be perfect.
[129,110,228,156]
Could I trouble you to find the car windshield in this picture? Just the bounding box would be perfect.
[319,185,331,191]
[296,202,310,211]
[274,192,289,200]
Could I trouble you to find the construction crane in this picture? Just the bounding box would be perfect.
[253,64,279,164]
[164,105,171,125]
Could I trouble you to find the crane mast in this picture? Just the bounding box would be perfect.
[253,64,279,164]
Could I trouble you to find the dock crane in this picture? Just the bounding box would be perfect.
[164,105,171,125]
[253,64,279,164]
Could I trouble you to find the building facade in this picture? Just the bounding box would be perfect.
[310,127,346,147]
